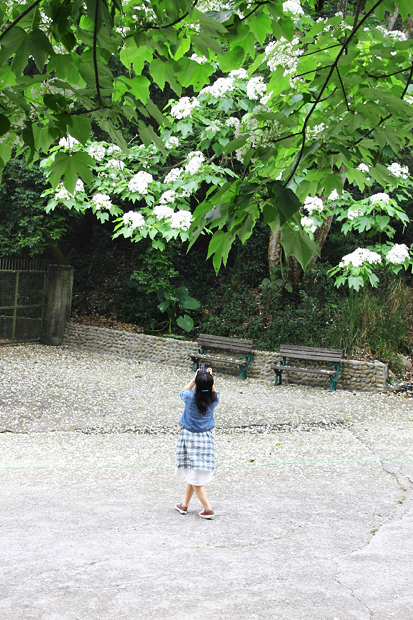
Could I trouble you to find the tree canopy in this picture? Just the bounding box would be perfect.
[1,0,413,286]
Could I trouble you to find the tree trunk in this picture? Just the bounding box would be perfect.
[386,5,399,30]
[307,215,334,269]
[268,227,282,278]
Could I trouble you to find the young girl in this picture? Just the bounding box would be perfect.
[175,367,219,519]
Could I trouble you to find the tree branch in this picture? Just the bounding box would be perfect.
[283,0,385,187]
[336,66,350,112]
[132,0,201,33]
[239,2,269,22]
[93,0,104,108]
[0,0,41,42]
[367,64,413,80]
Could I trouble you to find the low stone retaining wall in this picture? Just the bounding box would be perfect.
[63,323,388,392]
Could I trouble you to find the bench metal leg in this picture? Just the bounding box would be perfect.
[274,370,283,386]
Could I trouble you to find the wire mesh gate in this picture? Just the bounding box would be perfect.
[0,258,48,344]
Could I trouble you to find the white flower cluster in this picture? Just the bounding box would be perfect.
[387,162,409,179]
[340,248,382,268]
[347,208,363,220]
[328,189,339,201]
[307,123,326,138]
[376,25,407,41]
[303,196,324,215]
[55,179,84,201]
[128,171,153,194]
[283,0,304,15]
[246,77,267,100]
[357,163,370,173]
[123,211,145,229]
[265,38,303,75]
[160,189,176,204]
[229,68,249,80]
[301,216,317,233]
[88,143,106,161]
[385,243,410,265]
[370,193,390,205]
[107,145,121,155]
[165,136,179,149]
[153,205,174,220]
[164,168,182,184]
[92,193,112,210]
[200,77,235,98]
[208,121,223,132]
[191,53,207,64]
[107,159,125,171]
[59,135,79,149]
[171,210,192,231]
[226,117,241,129]
[170,97,200,119]
[185,151,205,175]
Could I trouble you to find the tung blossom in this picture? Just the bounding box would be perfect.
[283,0,304,15]
[59,135,79,149]
[92,193,112,210]
[170,97,200,119]
[55,179,84,201]
[340,248,382,268]
[386,244,410,265]
[347,208,363,220]
[159,190,177,204]
[165,136,179,149]
[128,171,153,194]
[246,77,267,100]
[265,37,303,75]
[170,210,192,231]
[153,205,174,220]
[387,162,409,179]
[303,196,323,215]
[185,152,205,175]
[370,193,390,205]
[301,216,317,233]
[164,168,183,184]
[88,143,106,161]
[229,68,249,80]
[123,211,145,229]
[200,77,235,98]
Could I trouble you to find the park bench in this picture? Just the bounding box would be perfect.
[273,344,342,392]
[190,333,254,380]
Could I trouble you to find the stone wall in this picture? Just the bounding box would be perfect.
[63,323,388,392]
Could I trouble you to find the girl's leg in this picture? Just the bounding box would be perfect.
[193,485,211,511]
[183,483,195,507]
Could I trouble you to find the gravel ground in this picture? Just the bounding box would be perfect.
[1,343,413,620]
[1,342,412,436]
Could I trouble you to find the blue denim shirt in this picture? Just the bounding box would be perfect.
[178,389,220,433]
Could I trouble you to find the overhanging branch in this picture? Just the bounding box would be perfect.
[0,0,41,42]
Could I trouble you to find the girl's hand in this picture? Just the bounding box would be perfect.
[207,367,213,375]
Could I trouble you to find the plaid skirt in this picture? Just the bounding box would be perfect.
[176,428,215,472]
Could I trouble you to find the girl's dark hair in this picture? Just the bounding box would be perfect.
[194,371,217,415]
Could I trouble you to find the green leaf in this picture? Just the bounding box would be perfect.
[219,46,246,73]
[68,116,91,144]
[176,314,194,332]
[48,151,95,192]
[249,12,272,44]
[268,182,301,225]
[0,114,10,137]
[280,224,321,271]
[224,134,249,154]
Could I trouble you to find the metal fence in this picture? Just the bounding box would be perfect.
[0,258,48,344]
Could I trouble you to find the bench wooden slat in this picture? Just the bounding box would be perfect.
[190,333,254,379]
[198,334,253,352]
[274,344,342,391]
[273,364,337,376]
